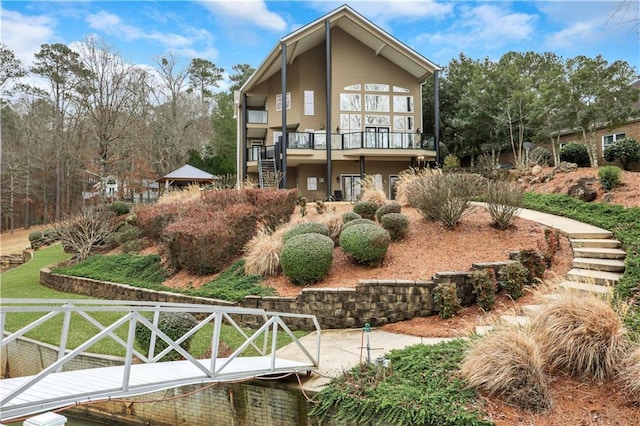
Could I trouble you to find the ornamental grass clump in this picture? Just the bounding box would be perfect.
[619,344,640,402]
[530,295,628,381]
[598,165,622,191]
[358,174,387,206]
[244,224,287,277]
[282,222,330,242]
[280,233,334,285]
[379,213,409,241]
[339,223,390,266]
[313,211,343,245]
[461,329,552,412]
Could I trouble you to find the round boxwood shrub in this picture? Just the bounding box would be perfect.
[380,213,409,241]
[280,233,334,285]
[603,137,640,170]
[598,165,622,191]
[560,142,590,167]
[109,201,130,216]
[28,231,43,242]
[282,222,329,242]
[342,218,375,230]
[353,200,379,220]
[375,202,402,222]
[135,312,198,361]
[339,223,390,266]
[342,211,362,223]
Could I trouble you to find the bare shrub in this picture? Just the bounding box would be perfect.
[530,295,629,381]
[394,167,441,206]
[461,329,552,412]
[619,344,640,402]
[57,206,117,263]
[408,172,485,227]
[485,180,524,230]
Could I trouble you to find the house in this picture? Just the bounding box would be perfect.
[157,164,215,190]
[235,5,441,201]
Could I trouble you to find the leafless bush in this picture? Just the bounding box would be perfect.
[407,172,485,227]
[394,167,441,206]
[58,206,118,263]
[485,180,524,230]
[530,295,629,381]
[461,329,552,411]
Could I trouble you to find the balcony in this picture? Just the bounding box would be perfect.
[247,109,268,124]
[285,131,429,150]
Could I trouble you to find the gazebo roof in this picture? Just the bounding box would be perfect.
[157,164,215,183]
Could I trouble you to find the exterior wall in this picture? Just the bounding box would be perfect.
[558,119,640,169]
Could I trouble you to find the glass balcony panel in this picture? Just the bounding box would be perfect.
[247,110,267,124]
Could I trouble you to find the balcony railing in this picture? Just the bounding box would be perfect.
[246,132,434,162]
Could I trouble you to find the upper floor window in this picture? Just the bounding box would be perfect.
[393,96,414,113]
[275,92,291,111]
[602,133,626,150]
[340,93,361,111]
[364,83,389,92]
[344,84,361,91]
[365,94,390,112]
[393,86,410,93]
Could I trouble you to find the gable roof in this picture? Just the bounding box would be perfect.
[157,164,214,183]
[241,4,440,92]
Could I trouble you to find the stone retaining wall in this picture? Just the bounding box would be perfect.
[41,260,514,330]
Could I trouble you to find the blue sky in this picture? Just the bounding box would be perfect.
[2,0,639,89]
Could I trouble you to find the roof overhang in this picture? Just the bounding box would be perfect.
[240,5,440,93]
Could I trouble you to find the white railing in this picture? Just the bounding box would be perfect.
[0,299,320,411]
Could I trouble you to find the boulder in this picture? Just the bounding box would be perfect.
[567,177,598,202]
[531,164,543,176]
[556,161,578,173]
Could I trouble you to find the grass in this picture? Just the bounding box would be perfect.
[310,339,493,426]
[1,245,302,357]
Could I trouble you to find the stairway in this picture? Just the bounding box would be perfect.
[258,157,279,188]
[475,231,626,335]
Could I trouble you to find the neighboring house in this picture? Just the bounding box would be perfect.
[157,164,216,190]
[235,5,441,201]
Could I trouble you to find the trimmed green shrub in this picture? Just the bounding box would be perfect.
[603,137,640,170]
[560,142,590,167]
[353,200,379,220]
[375,202,402,222]
[339,223,390,266]
[598,165,622,191]
[282,222,329,242]
[433,282,461,319]
[135,312,198,361]
[342,218,375,229]
[380,213,409,241]
[470,269,497,311]
[341,211,361,223]
[499,261,529,300]
[109,201,130,216]
[443,154,461,170]
[280,233,334,285]
[28,231,43,242]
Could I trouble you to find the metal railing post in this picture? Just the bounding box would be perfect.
[122,313,137,391]
[56,304,72,372]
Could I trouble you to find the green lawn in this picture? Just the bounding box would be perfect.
[1,245,306,357]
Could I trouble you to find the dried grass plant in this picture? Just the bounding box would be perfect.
[530,294,628,381]
[359,175,387,206]
[243,224,291,277]
[312,210,344,245]
[156,184,202,205]
[618,344,640,403]
[461,328,552,411]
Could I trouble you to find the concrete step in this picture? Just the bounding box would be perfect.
[474,325,494,336]
[566,230,613,240]
[570,238,621,249]
[500,315,530,328]
[521,304,543,317]
[572,257,625,272]
[573,247,626,260]
[566,268,622,286]
[558,280,613,298]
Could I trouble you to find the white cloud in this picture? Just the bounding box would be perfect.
[197,0,287,32]
[546,21,598,49]
[0,8,57,66]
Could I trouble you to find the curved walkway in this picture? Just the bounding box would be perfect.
[284,205,626,392]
